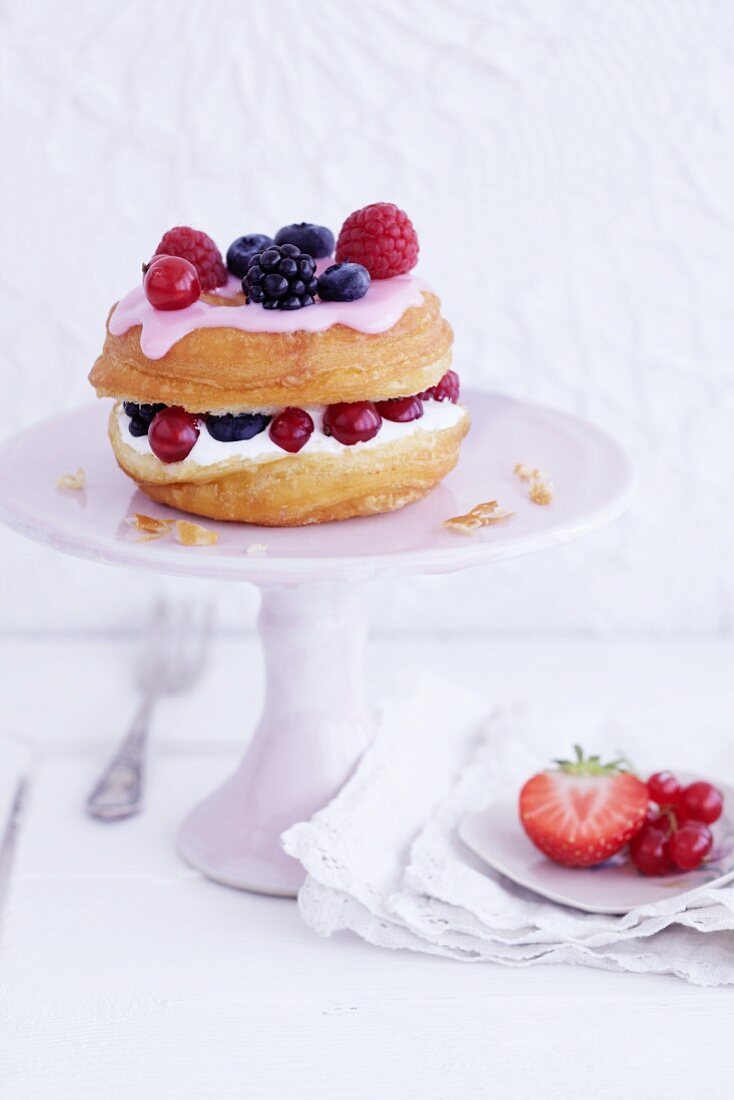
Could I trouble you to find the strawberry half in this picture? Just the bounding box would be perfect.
[519,746,648,868]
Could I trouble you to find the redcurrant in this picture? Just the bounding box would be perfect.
[668,821,713,871]
[647,771,681,806]
[629,825,675,876]
[419,370,460,403]
[323,402,381,446]
[374,396,424,423]
[269,407,314,454]
[677,781,723,825]
[148,407,200,463]
[144,255,201,311]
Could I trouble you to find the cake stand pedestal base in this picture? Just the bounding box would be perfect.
[177,581,372,896]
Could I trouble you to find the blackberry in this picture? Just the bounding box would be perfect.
[243,244,318,311]
[206,412,271,442]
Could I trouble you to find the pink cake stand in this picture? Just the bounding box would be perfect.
[0,392,632,896]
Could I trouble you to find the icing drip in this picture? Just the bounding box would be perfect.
[109,272,431,360]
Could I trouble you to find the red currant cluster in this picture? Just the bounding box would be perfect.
[629,772,723,876]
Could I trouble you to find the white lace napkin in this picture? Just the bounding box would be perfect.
[282,681,734,986]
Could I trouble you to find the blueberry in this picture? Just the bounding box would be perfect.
[274,222,334,259]
[128,415,150,437]
[123,401,164,423]
[206,412,271,442]
[139,403,165,421]
[226,234,274,278]
[317,262,371,303]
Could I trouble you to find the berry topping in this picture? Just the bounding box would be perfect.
[323,402,382,446]
[269,407,315,454]
[629,825,675,876]
[317,262,371,303]
[647,771,681,805]
[374,395,424,423]
[518,746,649,868]
[123,401,165,422]
[677,781,724,825]
[144,256,201,311]
[335,202,419,279]
[128,416,150,437]
[206,412,271,443]
[628,771,725,875]
[274,222,334,259]
[148,407,200,464]
[226,234,274,278]
[668,820,714,870]
[243,244,318,311]
[124,401,165,438]
[153,226,227,292]
[420,370,460,404]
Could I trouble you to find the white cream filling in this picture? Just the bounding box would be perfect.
[119,400,465,468]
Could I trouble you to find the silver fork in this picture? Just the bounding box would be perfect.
[86,600,213,821]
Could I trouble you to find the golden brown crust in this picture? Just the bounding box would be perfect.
[110,403,470,527]
[88,292,453,411]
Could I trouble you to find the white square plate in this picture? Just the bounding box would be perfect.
[459,778,734,914]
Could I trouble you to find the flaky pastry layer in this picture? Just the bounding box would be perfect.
[110,403,470,526]
[89,292,453,411]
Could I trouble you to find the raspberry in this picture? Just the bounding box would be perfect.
[335,202,419,279]
[153,226,227,292]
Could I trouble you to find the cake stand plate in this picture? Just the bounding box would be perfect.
[0,392,632,896]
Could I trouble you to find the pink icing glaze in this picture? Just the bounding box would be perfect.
[108,268,431,360]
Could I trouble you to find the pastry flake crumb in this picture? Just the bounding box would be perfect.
[514,462,554,505]
[56,468,86,491]
[513,462,549,483]
[529,478,554,505]
[175,520,218,547]
[245,542,269,555]
[125,513,175,540]
[444,500,515,535]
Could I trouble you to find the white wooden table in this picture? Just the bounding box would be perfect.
[1,635,733,1099]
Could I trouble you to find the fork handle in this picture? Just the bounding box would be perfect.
[86,693,156,820]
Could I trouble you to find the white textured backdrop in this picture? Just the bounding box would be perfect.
[1,0,732,634]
